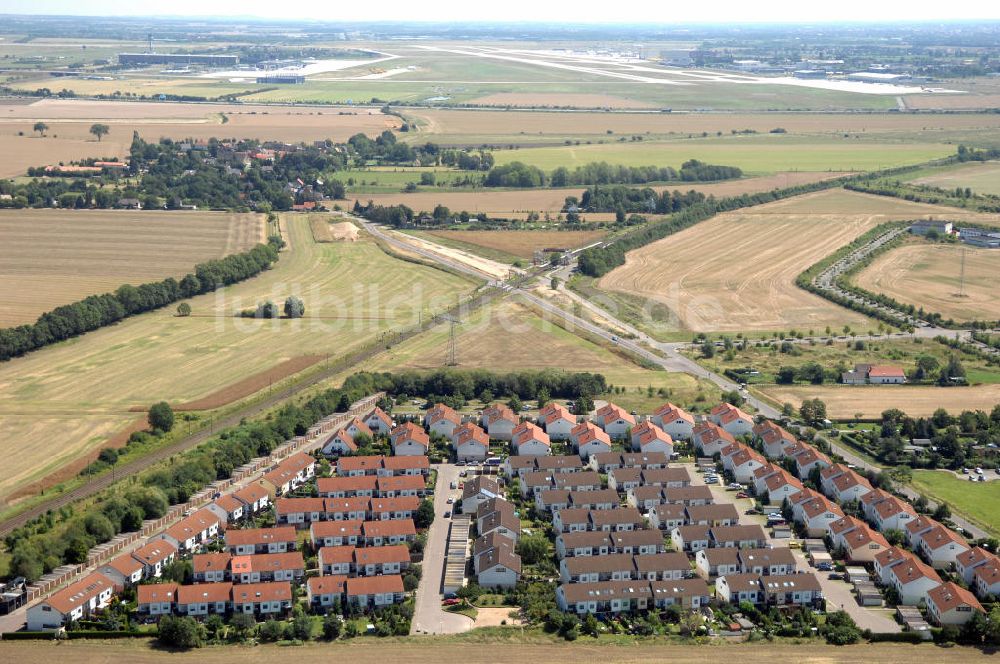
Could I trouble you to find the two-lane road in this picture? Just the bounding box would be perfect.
[410,463,473,635]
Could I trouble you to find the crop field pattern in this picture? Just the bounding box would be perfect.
[0,209,264,326]
[596,189,1000,334]
[0,216,475,505]
[854,241,1000,322]
[912,161,1000,195]
[759,384,1000,419]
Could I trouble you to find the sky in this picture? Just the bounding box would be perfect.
[2,0,1000,24]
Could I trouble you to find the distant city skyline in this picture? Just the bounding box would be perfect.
[1,0,1000,24]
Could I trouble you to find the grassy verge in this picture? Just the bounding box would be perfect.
[911,470,1000,538]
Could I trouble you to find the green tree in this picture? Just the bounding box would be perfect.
[33,121,48,136]
[516,534,550,565]
[89,123,110,142]
[933,501,952,521]
[800,398,827,425]
[228,612,257,641]
[322,614,343,640]
[148,401,175,432]
[284,296,305,319]
[158,615,206,649]
[914,354,940,380]
[256,301,280,319]
[176,302,192,317]
[508,394,523,412]
[9,541,44,582]
[291,614,314,641]
[776,366,796,384]
[162,559,193,584]
[414,499,435,529]
[701,340,715,358]
[259,619,285,642]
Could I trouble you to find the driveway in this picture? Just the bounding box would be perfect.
[410,463,474,635]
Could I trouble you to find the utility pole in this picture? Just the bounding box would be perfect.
[958,247,968,298]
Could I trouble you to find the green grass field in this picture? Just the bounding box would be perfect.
[492,136,955,175]
[911,470,1000,537]
[342,167,476,194]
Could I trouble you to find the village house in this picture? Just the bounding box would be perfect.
[671,525,712,552]
[560,553,635,583]
[905,515,940,548]
[99,552,144,589]
[651,403,695,440]
[567,488,619,511]
[453,421,489,462]
[974,562,1000,598]
[818,464,850,495]
[627,485,667,512]
[739,548,797,576]
[380,455,430,477]
[319,546,355,576]
[275,497,327,527]
[368,496,420,521]
[648,503,687,532]
[231,581,293,616]
[843,364,907,385]
[761,573,823,607]
[635,426,674,457]
[225,526,297,555]
[260,452,316,496]
[346,575,405,607]
[763,471,803,503]
[556,580,652,614]
[318,475,378,498]
[364,407,394,436]
[685,503,740,527]
[474,532,516,573]
[130,540,177,579]
[692,422,736,457]
[390,422,430,456]
[608,467,642,493]
[553,507,592,533]
[321,429,358,456]
[662,485,714,506]
[570,421,612,459]
[792,447,831,478]
[918,524,971,569]
[589,506,644,532]
[830,471,873,504]
[482,404,519,441]
[555,531,612,558]
[231,552,305,583]
[956,547,999,585]
[336,456,387,477]
[155,508,221,553]
[594,403,636,440]
[553,470,603,492]
[926,582,984,626]
[461,475,502,514]
[520,470,556,497]
[724,447,767,484]
[793,492,845,537]
[324,497,370,522]
[633,552,691,581]
[754,421,798,459]
[424,403,462,440]
[176,582,232,617]
[512,421,552,457]
[27,572,115,631]
[477,546,522,588]
[307,575,347,609]
[639,467,692,488]
[710,525,768,549]
[477,499,520,541]
[353,545,411,577]
[710,403,754,437]
[888,558,942,605]
[715,573,762,605]
[873,496,917,532]
[194,552,233,582]
[696,548,741,578]
[137,583,178,617]
[535,455,584,473]
[538,402,576,440]
[207,494,247,525]
[874,546,915,585]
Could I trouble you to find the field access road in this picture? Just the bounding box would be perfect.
[410,463,473,635]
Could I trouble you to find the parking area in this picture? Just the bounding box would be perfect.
[686,462,901,633]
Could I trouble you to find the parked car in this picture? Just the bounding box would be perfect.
[442,598,461,606]
[446,498,454,504]
[443,511,452,518]
[727,483,742,491]
[736,491,750,499]
[816,562,833,571]
[450,481,458,490]
[828,573,843,581]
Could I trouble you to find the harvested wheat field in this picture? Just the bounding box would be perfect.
[854,241,1000,322]
[596,189,1000,334]
[0,98,398,177]
[352,172,847,216]
[760,384,1000,419]
[0,209,264,326]
[366,299,719,412]
[465,92,658,108]
[913,161,1000,196]
[0,215,474,506]
[424,230,605,259]
[0,635,989,664]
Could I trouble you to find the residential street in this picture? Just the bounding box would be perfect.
[410,463,473,635]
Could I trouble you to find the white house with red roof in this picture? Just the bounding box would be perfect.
[918,525,971,569]
[594,403,636,440]
[483,404,519,441]
[364,407,393,436]
[955,547,998,585]
[888,558,941,605]
[425,403,462,439]
[27,572,115,631]
[322,429,358,456]
[710,403,754,437]
[344,417,373,440]
[390,422,430,456]
[512,420,551,457]
[974,562,1000,598]
[570,421,612,459]
[651,403,694,440]
[454,421,489,461]
[754,420,798,459]
[538,402,576,440]
[926,582,984,625]
[692,421,736,457]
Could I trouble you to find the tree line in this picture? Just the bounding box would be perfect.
[574,185,708,214]
[484,159,742,189]
[0,239,281,362]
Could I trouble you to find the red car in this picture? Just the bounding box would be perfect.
[442,598,461,606]
[736,491,750,499]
